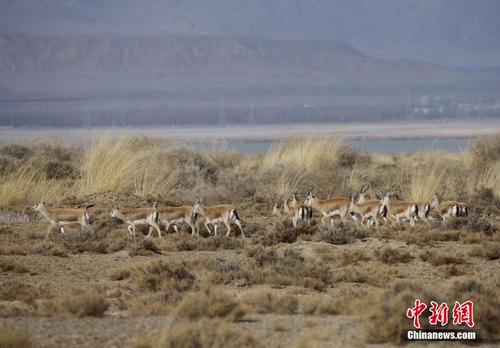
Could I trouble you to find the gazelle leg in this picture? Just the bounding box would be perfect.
[173,225,179,233]
[205,223,212,235]
[60,225,65,234]
[224,220,232,237]
[214,224,218,236]
[188,221,196,235]
[150,222,162,239]
[46,223,55,238]
[235,220,245,239]
[146,225,153,238]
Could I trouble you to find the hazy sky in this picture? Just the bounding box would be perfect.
[1,0,500,67]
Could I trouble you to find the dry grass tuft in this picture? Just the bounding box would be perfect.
[375,247,413,264]
[403,161,447,202]
[243,290,298,314]
[419,250,465,266]
[0,158,66,207]
[262,138,344,173]
[54,291,109,317]
[0,327,32,348]
[335,249,370,266]
[78,136,176,197]
[300,296,340,315]
[129,261,196,294]
[211,249,331,290]
[469,242,500,260]
[175,287,246,321]
[134,319,262,348]
[0,259,29,273]
[476,162,500,197]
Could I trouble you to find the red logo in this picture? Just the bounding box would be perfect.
[429,301,449,326]
[406,299,427,329]
[406,299,474,329]
[452,301,475,328]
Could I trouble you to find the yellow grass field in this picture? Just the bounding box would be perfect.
[0,133,499,347]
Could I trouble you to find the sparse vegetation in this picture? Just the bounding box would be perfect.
[375,247,413,264]
[175,287,246,321]
[0,327,32,348]
[0,134,498,346]
[419,249,465,266]
[134,319,263,348]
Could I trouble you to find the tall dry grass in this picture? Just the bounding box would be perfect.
[78,137,177,197]
[403,161,447,202]
[262,137,344,174]
[475,162,500,196]
[274,170,306,198]
[78,137,152,195]
[0,158,66,207]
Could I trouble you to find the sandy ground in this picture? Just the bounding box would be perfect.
[1,231,499,347]
[1,119,499,144]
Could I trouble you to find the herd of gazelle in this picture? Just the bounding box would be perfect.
[32,187,469,238]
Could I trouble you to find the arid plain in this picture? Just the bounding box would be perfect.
[0,133,499,347]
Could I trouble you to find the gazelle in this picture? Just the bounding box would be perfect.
[428,193,467,222]
[348,188,384,228]
[380,194,419,225]
[272,199,313,227]
[33,201,93,237]
[192,200,245,238]
[153,205,199,235]
[457,202,470,217]
[289,193,299,209]
[415,201,433,222]
[110,203,162,238]
[304,188,350,224]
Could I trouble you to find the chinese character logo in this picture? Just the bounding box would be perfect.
[452,301,475,328]
[406,299,427,329]
[406,299,474,329]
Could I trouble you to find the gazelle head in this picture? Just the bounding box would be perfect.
[33,201,46,211]
[429,192,439,209]
[304,187,317,206]
[348,194,360,215]
[192,198,206,216]
[358,185,370,201]
[110,206,119,218]
[272,203,281,216]
[380,194,390,206]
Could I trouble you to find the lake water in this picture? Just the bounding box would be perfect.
[187,137,471,154]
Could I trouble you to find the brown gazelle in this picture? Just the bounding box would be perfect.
[304,188,350,224]
[289,193,299,209]
[110,203,162,238]
[457,202,470,217]
[380,194,419,225]
[428,193,466,223]
[192,199,245,238]
[33,201,93,237]
[348,186,384,228]
[154,205,198,235]
[272,199,313,227]
[415,201,433,222]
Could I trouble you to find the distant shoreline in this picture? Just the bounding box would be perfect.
[0,119,499,144]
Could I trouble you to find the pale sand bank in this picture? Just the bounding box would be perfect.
[0,119,499,144]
